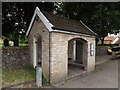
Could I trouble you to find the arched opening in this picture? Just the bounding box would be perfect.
[33,34,42,68]
[68,38,88,76]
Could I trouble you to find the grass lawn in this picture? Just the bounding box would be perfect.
[0,43,3,47]
[0,43,28,47]
[2,66,36,87]
[19,43,28,46]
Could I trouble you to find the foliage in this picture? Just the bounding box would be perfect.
[2,2,120,45]
[55,2,120,45]
[97,44,119,47]
[91,69,100,73]
[2,3,25,40]
[42,74,48,86]
[2,2,55,44]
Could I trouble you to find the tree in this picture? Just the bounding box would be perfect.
[90,3,120,45]
[55,2,120,45]
[3,2,120,46]
[2,2,26,46]
[2,2,55,46]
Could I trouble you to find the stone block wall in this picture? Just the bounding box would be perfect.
[2,47,30,69]
[28,19,50,82]
[50,32,96,84]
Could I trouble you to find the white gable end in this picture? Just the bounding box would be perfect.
[26,7,53,36]
[112,37,119,44]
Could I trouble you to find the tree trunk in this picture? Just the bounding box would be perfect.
[13,39,19,46]
[4,39,9,46]
[95,37,99,46]
[100,37,105,45]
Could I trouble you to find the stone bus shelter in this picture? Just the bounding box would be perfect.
[26,7,97,84]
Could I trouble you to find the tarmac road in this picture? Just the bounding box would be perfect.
[59,60,118,88]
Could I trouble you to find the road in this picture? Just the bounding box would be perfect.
[58,60,118,88]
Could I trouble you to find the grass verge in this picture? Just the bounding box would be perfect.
[91,69,100,73]
[2,66,36,87]
[2,66,49,88]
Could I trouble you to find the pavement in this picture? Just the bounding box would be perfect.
[58,59,118,88]
[95,55,113,65]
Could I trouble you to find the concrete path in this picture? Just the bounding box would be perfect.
[58,60,118,88]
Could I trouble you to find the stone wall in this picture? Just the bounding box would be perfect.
[96,46,110,56]
[2,47,30,69]
[2,46,109,69]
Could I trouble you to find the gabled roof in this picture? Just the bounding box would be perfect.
[26,7,97,37]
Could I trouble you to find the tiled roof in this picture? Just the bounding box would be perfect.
[42,11,97,36]
[104,36,116,41]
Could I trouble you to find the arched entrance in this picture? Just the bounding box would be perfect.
[68,38,88,76]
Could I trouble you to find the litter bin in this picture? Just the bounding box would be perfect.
[36,62,42,87]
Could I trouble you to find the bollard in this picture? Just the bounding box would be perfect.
[36,62,42,87]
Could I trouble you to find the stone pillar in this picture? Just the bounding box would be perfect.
[33,36,37,68]
[84,41,95,72]
[50,33,68,84]
[73,40,76,62]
